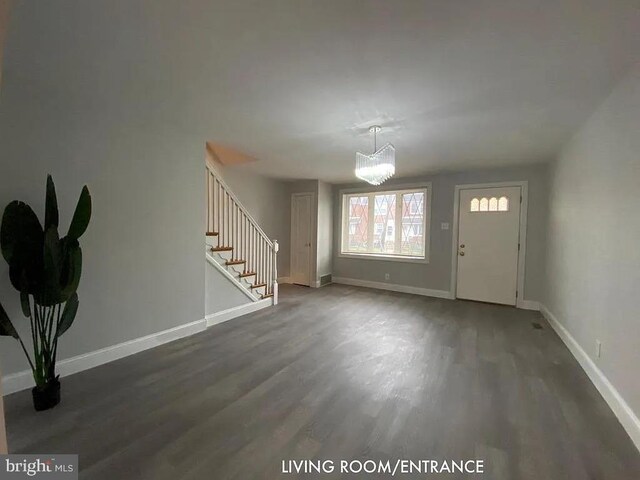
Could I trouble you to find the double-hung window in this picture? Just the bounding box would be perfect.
[340,186,430,261]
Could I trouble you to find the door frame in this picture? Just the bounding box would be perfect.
[450,181,529,309]
[290,192,315,287]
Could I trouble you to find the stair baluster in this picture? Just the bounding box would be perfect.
[205,163,278,304]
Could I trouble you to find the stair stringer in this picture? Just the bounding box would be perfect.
[206,250,260,302]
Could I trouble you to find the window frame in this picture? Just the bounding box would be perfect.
[339,182,432,264]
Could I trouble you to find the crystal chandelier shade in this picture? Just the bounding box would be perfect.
[355,126,396,185]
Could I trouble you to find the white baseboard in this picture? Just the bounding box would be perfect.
[277,276,291,284]
[2,318,207,396]
[540,304,640,452]
[205,298,272,327]
[4,297,276,396]
[332,277,452,299]
[518,300,540,311]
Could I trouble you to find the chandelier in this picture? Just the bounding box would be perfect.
[355,125,396,185]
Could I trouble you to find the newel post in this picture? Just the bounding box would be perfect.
[273,239,279,305]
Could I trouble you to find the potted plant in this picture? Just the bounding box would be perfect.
[0,175,91,411]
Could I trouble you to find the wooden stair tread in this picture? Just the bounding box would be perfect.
[211,246,233,252]
[261,293,274,299]
[250,283,267,289]
[206,231,219,236]
[239,272,256,278]
[225,260,246,265]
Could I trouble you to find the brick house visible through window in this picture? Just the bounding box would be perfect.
[341,187,430,259]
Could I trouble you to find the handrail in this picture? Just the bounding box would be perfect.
[206,162,274,249]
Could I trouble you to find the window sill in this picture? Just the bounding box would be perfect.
[338,252,429,264]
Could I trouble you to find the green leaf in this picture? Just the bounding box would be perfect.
[0,301,19,339]
[59,239,82,300]
[44,175,59,230]
[67,186,91,240]
[20,291,31,317]
[56,293,78,338]
[42,226,63,306]
[1,200,44,266]
[1,201,45,296]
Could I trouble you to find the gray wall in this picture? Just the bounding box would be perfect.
[332,164,548,301]
[0,0,11,452]
[215,163,291,280]
[0,2,205,376]
[544,66,640,418]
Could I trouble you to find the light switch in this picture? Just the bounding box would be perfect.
[441,222,450,230]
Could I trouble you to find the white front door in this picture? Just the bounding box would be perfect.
[456,186,521,305]
[291,193,313,286]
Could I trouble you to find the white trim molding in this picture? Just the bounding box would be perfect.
[332,276,452,299]
[338,252,429,264]
[519,300,540,311]
[2,318,207,396]
[450,180,529,309]
[205,298,272,327]
[540,304,640,452]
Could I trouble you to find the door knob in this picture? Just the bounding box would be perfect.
[459,251,465,256]
[460,244,465,248]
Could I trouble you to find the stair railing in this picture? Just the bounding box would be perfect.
[206,162,278,303]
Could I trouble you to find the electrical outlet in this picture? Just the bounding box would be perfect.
[384,273,390,281]
[596,340,602,358]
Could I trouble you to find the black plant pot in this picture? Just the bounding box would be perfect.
[32,378,61,411]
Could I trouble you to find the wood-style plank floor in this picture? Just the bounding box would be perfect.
[5,284,640,479]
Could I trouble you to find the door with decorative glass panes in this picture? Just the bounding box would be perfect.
[456,186,521,305]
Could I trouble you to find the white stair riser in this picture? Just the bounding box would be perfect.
[205,236,217,248]
[228,263,246,275]
[208,251,230,268]
[250,286,266,296]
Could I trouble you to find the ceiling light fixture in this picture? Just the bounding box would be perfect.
[355,125,395,185]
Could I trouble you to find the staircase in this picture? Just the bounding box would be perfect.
[205,162,279,304]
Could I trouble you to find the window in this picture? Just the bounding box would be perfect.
[341,186,430,260]
[470,196,509,213]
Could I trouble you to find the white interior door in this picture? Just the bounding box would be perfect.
[456,186,521,305]
[291,193,313,286]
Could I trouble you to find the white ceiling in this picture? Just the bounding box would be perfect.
[9,0,640,182]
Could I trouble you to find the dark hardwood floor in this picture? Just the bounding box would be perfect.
[4,284,640,479]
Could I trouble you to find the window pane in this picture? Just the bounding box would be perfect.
[347,196,368,252]
[342,188,428,259]
[498,196,509,211]
[479,198,489,211]
[372,194,396,254]
[401,192,425,256]
[489,197,498,211]
[470,198,479,212]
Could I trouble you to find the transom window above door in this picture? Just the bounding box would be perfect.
[341,186,431,262]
